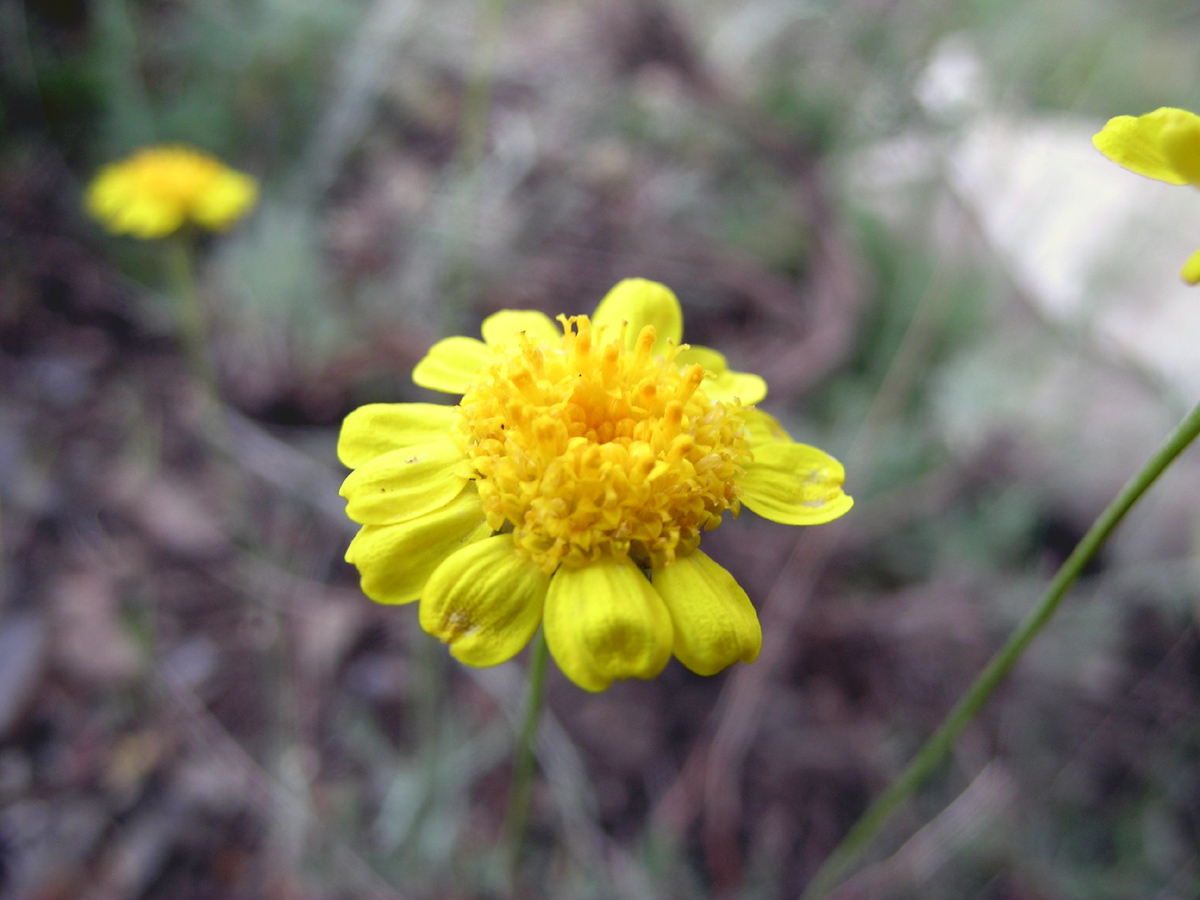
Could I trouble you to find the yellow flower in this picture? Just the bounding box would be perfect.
[338,279,852,691]
[1093,107,1200,284]
[85,145,258,240]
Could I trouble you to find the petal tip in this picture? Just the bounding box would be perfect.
[1181,248,1200,285]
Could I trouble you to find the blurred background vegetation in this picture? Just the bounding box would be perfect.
[4,0,1200,898]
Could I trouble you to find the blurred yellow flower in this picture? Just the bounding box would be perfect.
[85,146,258,240]
[338,279,852,691]
[1093,107,1200,284]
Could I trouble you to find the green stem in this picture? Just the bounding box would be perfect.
[505,627,549,889]
[164,232,217,397]
[802,398,1200,900]
[441,0,508,334]
[459,0,507,178]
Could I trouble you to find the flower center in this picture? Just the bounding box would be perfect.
[132,149,219,203]
[454,315,751,573]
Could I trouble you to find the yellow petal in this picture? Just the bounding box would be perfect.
[742,407,791,445]
[591,278,683,356]
[651,551,761,676]
[1162,113,1200,185]
[412,336,492,393]
[480,310,560,348]
[345,488,490,604]
[339,440,467,524]
[84,166,133,226]
[338,402,458,468]
[675,345,725,371]
[677,345,768,404]
[709,370,767,405]
[419,533,550,667]
[1093,109,1197,185]
[192,170,258,231]
[85,163,179,237]
[739,442,853,525]
[1182,247,1200,286]
[85,162,183,238]
[114,197,185,239]
[543,557,674,692]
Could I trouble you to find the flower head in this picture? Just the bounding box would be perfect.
[1093,107,1200,284]
[85,145,258,240]
[338,279,852,691]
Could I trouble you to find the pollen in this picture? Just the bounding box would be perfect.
[454,316,751,573]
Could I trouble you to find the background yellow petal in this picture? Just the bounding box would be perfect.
[88,182,184,237]
[1092,109,1194,185]
[338,403,458,468]
[739,441,853,525]
[591,278,683,355]
[84,167,133,224]
[345,489,489,604]
[339,440,467,524]
[118,199,186,239]
[543,557,673,692]
[1160,113,1200,185]
[192,170,258,230]
[652,551,761,676]
[1182,247,1200,285]
[412,336,492,393]
[419,534,550,667]
[480,310,560,348]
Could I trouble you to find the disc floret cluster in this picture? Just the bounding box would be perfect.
[456,314,750,573]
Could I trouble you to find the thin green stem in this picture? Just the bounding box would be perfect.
[441,0,508,333]
[164,232,217,397]
[459,0,507,178]
[802,398,1200,900]
[505,627,550,889]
